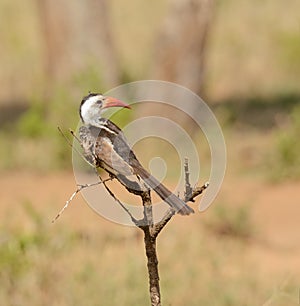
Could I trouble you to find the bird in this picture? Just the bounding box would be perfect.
[78,92,194,216]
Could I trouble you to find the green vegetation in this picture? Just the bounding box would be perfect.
[0,1,299,305]
[17,102,49,138]
[268,105,300,181]
[0,200,285,306]
[204,203,254,240]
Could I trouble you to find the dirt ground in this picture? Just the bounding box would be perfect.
[1,171,299,268]
[1,171,299,303]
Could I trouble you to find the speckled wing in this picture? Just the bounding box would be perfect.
[94,136,134,177]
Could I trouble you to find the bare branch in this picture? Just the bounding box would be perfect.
[151,182,209,238]
[64,128,209,306]
[100,176,141,226]
[143,226,161,306]
[152,208,176,238]
[184,157,193,202]
[52,180,109,223]
[151,159,209,237]
[186,182,209,203]
[69,128,80,143]
[57,126,86,161]
[139,191,161,306]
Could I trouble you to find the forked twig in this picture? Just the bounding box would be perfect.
[52,180,111,223]
[57,126,140,224]
[151,160,209,237]
[186,182,209,203]
[100,176,141,226]
[59,125,209,306]
[137,158,209,305]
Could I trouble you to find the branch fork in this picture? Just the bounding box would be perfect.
[55,128,209,306]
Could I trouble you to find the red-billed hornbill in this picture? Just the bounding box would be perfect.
[79,93,194,216]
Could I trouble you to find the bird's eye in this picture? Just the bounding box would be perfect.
[96,100,102,105]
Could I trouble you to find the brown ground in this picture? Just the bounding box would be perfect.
[1,171,299,271]
[1,171,299,304]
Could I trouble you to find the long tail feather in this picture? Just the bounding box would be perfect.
[135,167,194,216]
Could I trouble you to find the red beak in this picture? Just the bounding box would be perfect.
[102,96,131,109]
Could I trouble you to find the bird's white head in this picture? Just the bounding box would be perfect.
[80,93,130,127]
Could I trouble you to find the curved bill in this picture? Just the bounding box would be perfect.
[102,96,131,109]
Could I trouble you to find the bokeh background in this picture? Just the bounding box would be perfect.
[0,0,299,305]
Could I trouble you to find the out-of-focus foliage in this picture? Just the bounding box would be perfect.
[207,0,300,100]
[0,0,300,101]
[18,102,49,138]
[0,2,299,305]
[204,203,254,240]
[268,106,300,181]
[0,65,109,170]
[0,0,299,177]
[0,198,285,306]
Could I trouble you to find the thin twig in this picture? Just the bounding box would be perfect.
[69,128,81,143]
[152,208,175,238]
[184,157,193,202]
[140,159,209,305]
[152,182,209,235]
[63,127,209,306]
[101,177,141,226]
[57,126,86,161]
[52,180,108,223]
[186,182,209,203]
[151,182,209,237]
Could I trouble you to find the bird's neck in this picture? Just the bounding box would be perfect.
[83,118,122,137]
[84,117,106,129]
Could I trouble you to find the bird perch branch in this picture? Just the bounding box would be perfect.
[58,128,208,306]
[133,158,208,306]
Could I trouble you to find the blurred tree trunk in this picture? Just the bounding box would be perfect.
[153,0,214,96]
[36,0,120,94]
[143,0,214,134]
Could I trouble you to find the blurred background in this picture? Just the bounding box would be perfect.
[0,0,299,305]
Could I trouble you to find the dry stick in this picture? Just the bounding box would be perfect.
[143,227,161,306]
[101,178,140,226]
[152,174,209,238]
[64,127,208,306]
[57,126,85,161]
[53,127,99,222]
[150,162,191,238]
[186,182,209,203]
[54,127,113,222]
[52,180,107,223]
[184,157,193,202]
[139,191,161,306]
[97,160,208,306]
[59,126,144,224]
[136,159,209,306]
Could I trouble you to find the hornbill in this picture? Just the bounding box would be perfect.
[79,93,194,216]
